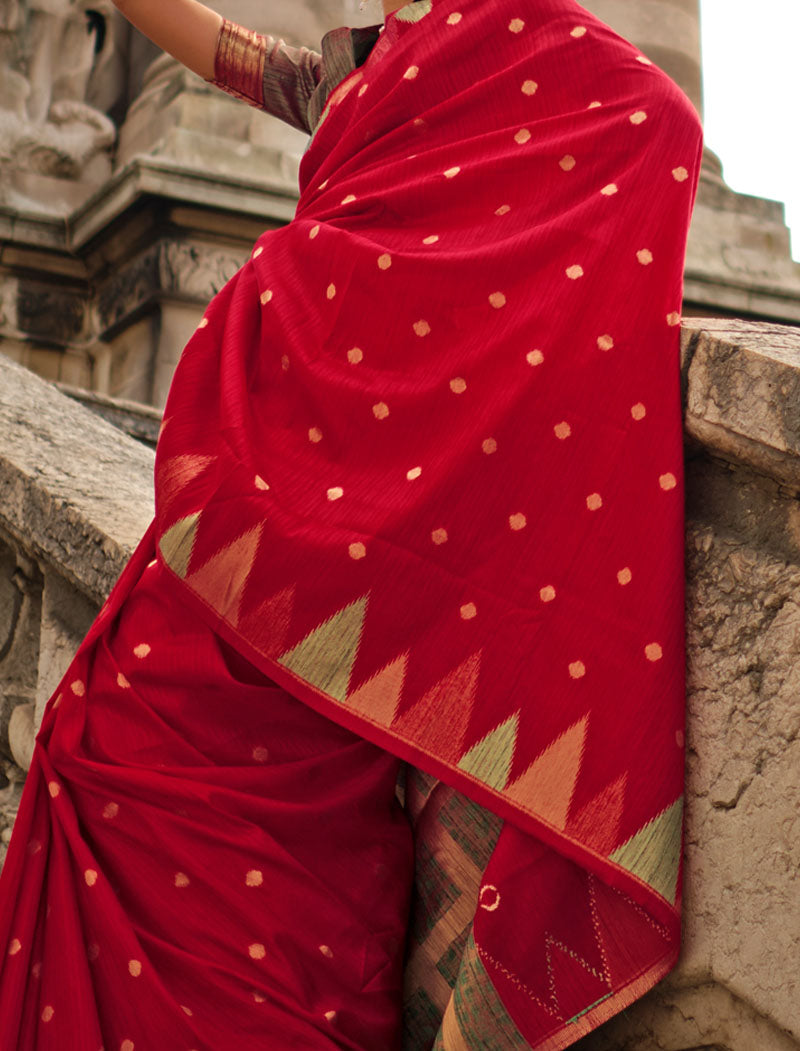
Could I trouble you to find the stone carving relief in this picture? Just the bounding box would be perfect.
[0,0,118,210]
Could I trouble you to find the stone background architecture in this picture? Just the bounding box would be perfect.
[0,1,799,1048]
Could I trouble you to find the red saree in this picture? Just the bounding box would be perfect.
[0,0,703,1047]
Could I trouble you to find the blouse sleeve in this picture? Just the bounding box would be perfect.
[207,18,323,136]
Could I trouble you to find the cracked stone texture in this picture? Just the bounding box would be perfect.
[0,353,154,605]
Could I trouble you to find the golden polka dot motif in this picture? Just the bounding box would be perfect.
[446,11,462,24]
[588,101,602,109]
[373,402,390,420]
[659,472,677,490]
[617,567,633,585]
[103,802,120,820]
[450,377,467,394]
[482,438,497,454]
[260,290,273,305]
[495,204,511,216]
[308,427,323,443]
[377,254,392,270]
[509,513,527,531]
[52,693,62,709]
[117,673,130,689]
[197,318,208,330]
[559,155,576,171]
[637,249,653,265]
[566,265,584,280]
[325,1011,338,1023]
[539,585,556,602]
[41,1006,54,1023]
[666,312,681,326]
[249,944,266,960]
[629,111,647,124]
[672,166,689,182]
[246,870,264,887]
[597,334,614,351]
[521,79,538,95]
[84,869,98,887]
[403,65,419,79]
[349,543,367,560]
[252,991,266,1003]
[281,356,290,371]
[341,194,356,204]
[358,83,369,96]
[586,493,603,511]
[121,1039,135,1050]
[128,959,142,977]
[508,18,525,32]
[631,403,647,420]
[431,528,448,545]
[252,247,263,259]
[8,939,21,956]
[319,945,334,958]
[252,746,269,762]
[526,349,544,366]
[327,487,344,501]
[600,183,618,196]
[645,643,663,662]
[31,959,43,975]
[309,225,320,239]
[413,320,431,337]
[48,782,60,798]
[460,603,478,620]
[514,128,531,145]
[326,284,336,300]
[181,1006,193,1017]
[443,166,461,178]
[71,679,85,696]
[133,643,151,659]
[319,178,329,189]
[554,421,572,440]
[570,25,587,37]
[569,661,586,679]
[422,234,439,244]
[489,292,506,308]
[255,475,270,490]
[407,466,422,480]
[174,872,190,887]
[347,347,364,363]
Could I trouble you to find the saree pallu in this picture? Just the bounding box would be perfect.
[0,0,704,1047]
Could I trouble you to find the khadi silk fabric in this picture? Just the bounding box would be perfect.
[154,0,703,1045]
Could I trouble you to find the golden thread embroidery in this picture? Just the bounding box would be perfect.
[213,19,267,108]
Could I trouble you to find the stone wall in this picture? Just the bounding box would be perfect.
[1,318,799,1049]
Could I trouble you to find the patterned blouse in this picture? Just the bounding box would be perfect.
[208,19,383,136]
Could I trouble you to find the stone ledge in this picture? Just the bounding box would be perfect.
[681,318,800,489]
[0,354,153,603]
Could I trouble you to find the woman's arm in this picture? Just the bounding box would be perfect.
[112,0,222,81]
[111,0,323,134]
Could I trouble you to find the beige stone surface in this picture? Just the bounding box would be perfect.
[0,353,153,603]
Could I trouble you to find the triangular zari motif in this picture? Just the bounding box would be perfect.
[345,653,409,727]
[185,525,262,625]
[277,595,368,702]
[609,796,683,904]
[158,512,201,579]
[505,717,588,830]
[458,712,519,792]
